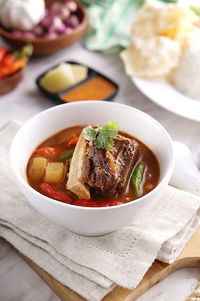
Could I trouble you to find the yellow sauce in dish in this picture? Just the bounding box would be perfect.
[61,75,117,102]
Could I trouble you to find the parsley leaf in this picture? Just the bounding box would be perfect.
[100,121,120,137]
[83,121,120,150]
[83,127,97,141]
[96,135,114,149]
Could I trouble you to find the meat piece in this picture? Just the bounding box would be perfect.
[82,135,139,197]
[67,131,90,199]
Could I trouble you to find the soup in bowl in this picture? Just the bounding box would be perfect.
[10,101,174,235]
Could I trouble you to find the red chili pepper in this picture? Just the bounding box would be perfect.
[1,53,14,66]
[40,183,73,204]
[108,200,123,206]
[35,147,58,158]
[73,199,123,207]
[68,136,79,147]
[0,58,26,79]
[99,200,123,207]
[73,199,99,207]
[0,48,7,62]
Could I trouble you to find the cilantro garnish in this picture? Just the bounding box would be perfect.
[83,121,120,150]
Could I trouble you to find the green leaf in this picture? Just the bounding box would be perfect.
[96,121,119,149]
[105,137,114,149]
[83,127,97,141]
[105,121,120,130]
[96,131,113,149]
[96,132,108,149]
[101,121,120,137]
[83,121,120,150]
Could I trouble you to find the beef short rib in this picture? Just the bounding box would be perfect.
[82,135,139,197]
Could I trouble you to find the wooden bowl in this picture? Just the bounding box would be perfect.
[0,68,24,95]
[0,1,88,56]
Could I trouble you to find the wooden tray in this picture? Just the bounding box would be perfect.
[20,226,200,301]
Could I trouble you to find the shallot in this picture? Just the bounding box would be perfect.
[10,0,81,39]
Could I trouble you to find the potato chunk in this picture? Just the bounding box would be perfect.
[28,157,47,181]
[45,162,65,184]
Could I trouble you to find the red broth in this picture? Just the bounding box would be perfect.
[27,126,160,207]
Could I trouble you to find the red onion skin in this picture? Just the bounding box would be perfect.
[64,15,79,28]
[11,1,80,38]
[39,15,54,30]
[34,26,44,37]
[65,1,78,13]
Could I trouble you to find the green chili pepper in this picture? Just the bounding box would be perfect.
[14,44,33,61]
[131,162,145,197]
[59,149,74,161]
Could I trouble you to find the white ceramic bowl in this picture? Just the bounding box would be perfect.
[10,101,174,236]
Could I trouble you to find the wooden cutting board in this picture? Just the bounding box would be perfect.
[20,226,200,301]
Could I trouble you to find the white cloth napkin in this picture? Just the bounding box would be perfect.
[1,121,200,301]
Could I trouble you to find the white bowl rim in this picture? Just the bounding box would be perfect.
[10,101,174,211]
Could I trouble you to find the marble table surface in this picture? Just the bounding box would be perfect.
[0,40,200,301]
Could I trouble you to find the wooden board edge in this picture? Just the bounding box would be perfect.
[16,225,200,301]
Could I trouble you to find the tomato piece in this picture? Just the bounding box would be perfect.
[35,147,58,158]
[0,48,7,63]
[68,136,79,147]
[40,183,73,204]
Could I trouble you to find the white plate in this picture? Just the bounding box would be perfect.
[133,77,200,122]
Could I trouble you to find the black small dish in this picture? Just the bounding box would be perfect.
[36,61,119,104]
